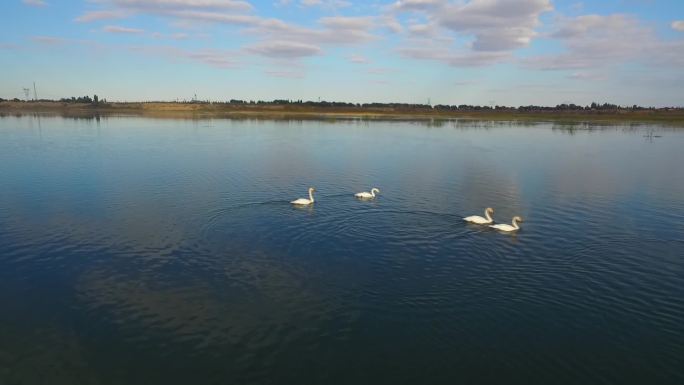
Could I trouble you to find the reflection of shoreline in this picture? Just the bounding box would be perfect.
[2,102,684,125]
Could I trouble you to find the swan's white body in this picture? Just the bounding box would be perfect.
[464,207,494,224]
[291,187,315,205]
[355,188,380,199]
[490,216,523,232]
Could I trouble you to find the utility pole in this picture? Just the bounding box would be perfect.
[33,82,38,101]
[23,88,30,101]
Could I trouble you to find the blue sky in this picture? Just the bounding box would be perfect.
[1,0,683,106]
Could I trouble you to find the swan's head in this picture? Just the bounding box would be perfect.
[513,216,523,222]
[308,187,316,193]
[372,188,380,194]
[486,207,494,214]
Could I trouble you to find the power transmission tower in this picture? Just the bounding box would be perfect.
[23,88,30,101]
[33,82,38,100]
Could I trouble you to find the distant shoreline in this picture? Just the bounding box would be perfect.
[2,101,684,124]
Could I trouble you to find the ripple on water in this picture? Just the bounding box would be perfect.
[1,117,684,384]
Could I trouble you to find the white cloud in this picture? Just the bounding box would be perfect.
[348,54,369,64]
[567,72,606,81]
[264,70,305,78]
[31,36,64,45]
[300,0,351,9]
[246,16,377,46]
[399,43,510,66]
[83,4,371,48]
[246,41,321,58]
[392,0,445,12]
[184,49,238,67]
[75,10,129,23]
[131,46,240,68]
[162,10,259,25]
[152,32,190,40]
[319,16,374,30]
[103,25,145,34]
[391,0,552,67]
[63,0,684,76]
[437,0,553,51]
[672,20,684,32]
[407,23,435,36]
[526,14,651,70]
[75,0,254,24]
[22,0,47,7]
[112,0,253,11]
[74,0,378,62]
[29,36,107,51]
[525,14,684,71]
[275,0,351,10]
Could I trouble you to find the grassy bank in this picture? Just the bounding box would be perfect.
[2,101,684,124]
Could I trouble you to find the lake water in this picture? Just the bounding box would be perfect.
[0,115,682,385]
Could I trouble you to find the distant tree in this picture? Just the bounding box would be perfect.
[93,94,99,104]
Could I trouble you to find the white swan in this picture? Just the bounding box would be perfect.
[463,207,494,224]
[355,187,380,199]
[490,216,523,232]
[291,187,316,205]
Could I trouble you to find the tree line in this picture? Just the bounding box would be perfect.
[1,96,681,111]
[0,95,105,104]
[58,95,103,104]
[191,99,682,111]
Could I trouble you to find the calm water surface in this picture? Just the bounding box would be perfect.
[0,116,682,385]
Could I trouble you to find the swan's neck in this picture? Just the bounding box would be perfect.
[511,218,519,229]
[485,210,492,221]
[309,190,314,202]
[370,189,376,197]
